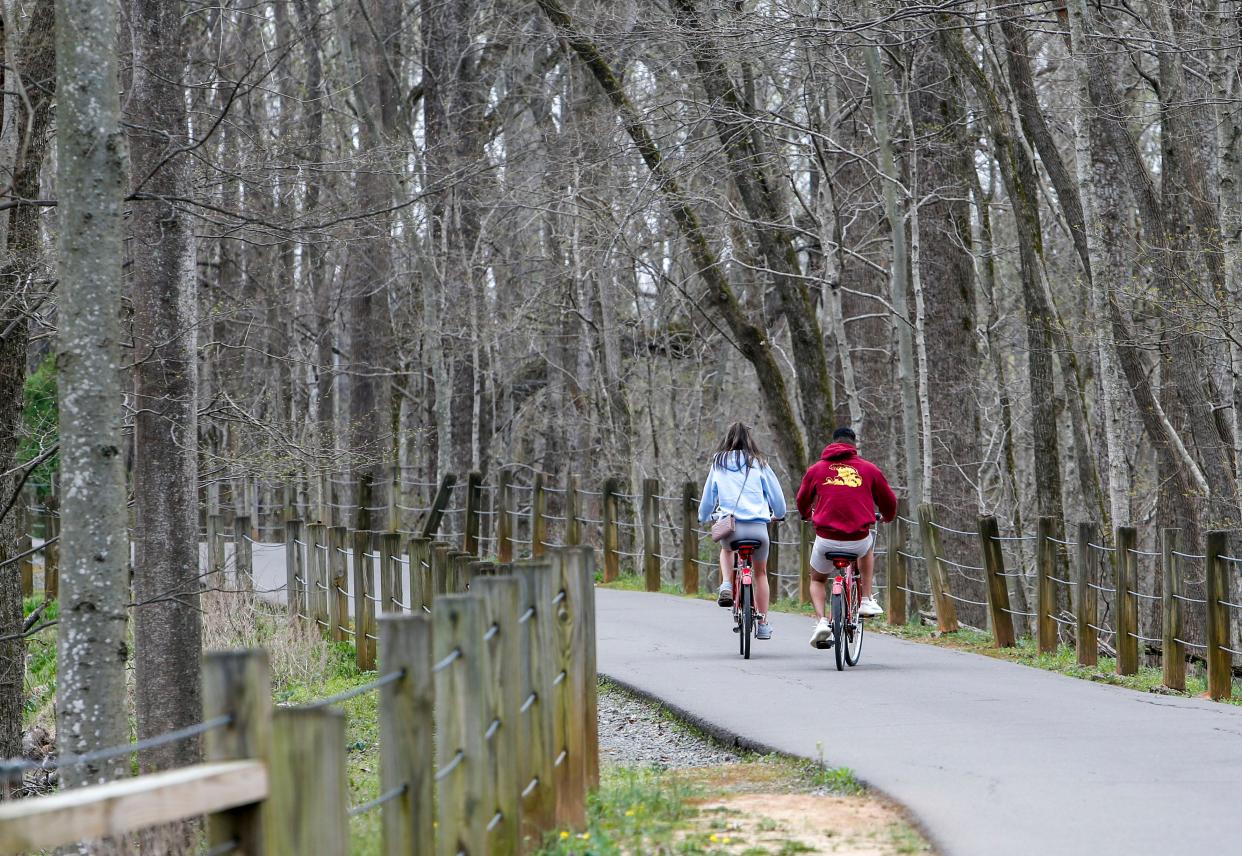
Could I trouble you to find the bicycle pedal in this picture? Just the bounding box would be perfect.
[814,640,832,649]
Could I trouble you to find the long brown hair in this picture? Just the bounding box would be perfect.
[712,422,765,470]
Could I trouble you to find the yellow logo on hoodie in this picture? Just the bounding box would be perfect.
[822,465,862,488]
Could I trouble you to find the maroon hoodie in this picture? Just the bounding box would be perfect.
[796,443,897,540]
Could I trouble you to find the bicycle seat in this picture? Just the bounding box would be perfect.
[731,538,763,550]
[823,552,857,561]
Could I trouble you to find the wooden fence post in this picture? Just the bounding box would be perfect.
[512,559,556,846]
[354,477,376,669]
[266,707,348,856]
[916,504,958,633]
[681,481,699,595]
[463,471,483,556]
[568,546,599,791]
[451,551,473,592]
[978,516,1015,647]
[421,473,458,540]
[378,614,434,856]
[1114,525,1139,675]
[43,509,58,600]
[885,502,908,623]
[474,576,522,853]
[202,651,273,854]
[768,520,781,599]
[407,536,431,612]
[799,520,813,605]
[1075,521,1098,666]
[1205,530,1234,701]
[17,504,32,597]
[328,525,349,643]
[565,474,581,547]
[286,519,305,622]
[207,513,225,586]
[1161,528,1185,691]
[434,593,488,856]
[551,551,587,828]
[497,469,513,563]
[602,477,620,583]
[307,523,329,635]
[379,532,402,614]
[530,473,547,560]
[234,515,253,591]
[431,542,451,599]
[388,463,401,534]
[354,533,376,671]
[642,478,660,592]
[1035,517,1058,655]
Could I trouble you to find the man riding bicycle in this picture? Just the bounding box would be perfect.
[795,427,897,647]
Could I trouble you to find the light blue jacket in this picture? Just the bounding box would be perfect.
[697,452,787,523]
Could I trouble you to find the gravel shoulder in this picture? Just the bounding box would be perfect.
[580,681,933,856]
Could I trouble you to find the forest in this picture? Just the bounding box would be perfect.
[0,0,1240,847]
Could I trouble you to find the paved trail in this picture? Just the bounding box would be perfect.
[596,588,1242,856]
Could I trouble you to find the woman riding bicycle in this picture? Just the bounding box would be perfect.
[697,422,787,641]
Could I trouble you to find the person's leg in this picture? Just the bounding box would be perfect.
[719,547,734,589]
[753,560,770,615]
[858,546,875,599]
[810,571,829,619]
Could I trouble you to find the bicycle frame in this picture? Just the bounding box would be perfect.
[733,544,755,604]
[830,556,857,625]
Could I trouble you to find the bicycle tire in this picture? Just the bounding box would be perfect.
[831,591,845,671]
[741,583,753,660]
[736,593,745,656]
[844,573,864,665]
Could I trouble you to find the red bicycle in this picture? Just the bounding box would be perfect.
[815,551,864,671]
[730,539,762,659]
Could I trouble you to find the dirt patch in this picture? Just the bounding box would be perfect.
[689,792,927,855]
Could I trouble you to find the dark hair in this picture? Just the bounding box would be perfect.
[832,426,857,444]
[713,422,765,469]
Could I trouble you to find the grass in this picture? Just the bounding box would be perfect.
[23,596,58,729]
[598,572,1242,705]
[536,754,923,855]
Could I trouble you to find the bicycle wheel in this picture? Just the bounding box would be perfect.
[844,573,864,665]
[736,595,745,655]
[831,591,845,671]
[741,583,753,660]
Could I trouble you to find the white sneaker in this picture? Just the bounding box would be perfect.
[858,596,884,618]
[809,617,832,647]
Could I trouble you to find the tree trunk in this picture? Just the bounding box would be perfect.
[127,0,202,792]
[54,0,131,820]
[863,36,921,504]
[0,0,54,768]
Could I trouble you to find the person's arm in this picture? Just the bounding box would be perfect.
[697,470,717,523]
[872,467,898,523]
[795,466,816,520]
[762,465,787,519]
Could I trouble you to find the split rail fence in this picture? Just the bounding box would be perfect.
[1,471,599,856]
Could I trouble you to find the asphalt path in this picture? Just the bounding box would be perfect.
[595,587,1242,856]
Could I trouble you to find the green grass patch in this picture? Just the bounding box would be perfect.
[23,597,58,727]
